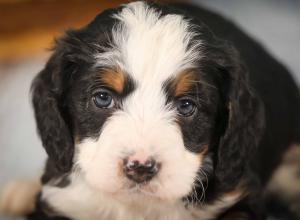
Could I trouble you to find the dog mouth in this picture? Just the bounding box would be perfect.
[126,179,159,195]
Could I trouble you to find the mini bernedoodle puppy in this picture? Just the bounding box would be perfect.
[10,1,300,220]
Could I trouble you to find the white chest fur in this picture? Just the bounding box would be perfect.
[41,178,240,220]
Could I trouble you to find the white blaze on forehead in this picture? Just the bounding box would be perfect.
[96,1,202,85]
[96,1,202,119]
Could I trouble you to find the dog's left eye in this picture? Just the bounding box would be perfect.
[176,98,196,116]
[93,89,115,109]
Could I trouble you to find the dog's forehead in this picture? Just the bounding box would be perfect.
[95,1,202,87]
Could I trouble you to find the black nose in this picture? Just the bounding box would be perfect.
[123,158,160,183]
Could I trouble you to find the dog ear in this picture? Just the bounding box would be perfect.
[213,45,265,191]
[31,26,109,173]
[31,51,74,173]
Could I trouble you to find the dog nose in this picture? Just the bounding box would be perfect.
[123,158,160,183]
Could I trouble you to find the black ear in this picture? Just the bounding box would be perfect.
[214,45,265,191]
[31,52,74,173]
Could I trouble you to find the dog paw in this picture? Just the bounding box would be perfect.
[0,180,41,216]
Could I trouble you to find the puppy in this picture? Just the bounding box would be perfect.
[8,1,300,220]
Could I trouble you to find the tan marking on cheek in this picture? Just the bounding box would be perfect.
[174,71,197,97]
[225,180,250,199]
[100,69,126,93]
[225,188,245,198]
[198,144,209,161]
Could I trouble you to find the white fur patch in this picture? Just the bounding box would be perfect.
[41,176,241,220]
[190,193,242,220]
[96,1,202,78]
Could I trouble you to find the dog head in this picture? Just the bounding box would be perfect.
[32,2,264,203]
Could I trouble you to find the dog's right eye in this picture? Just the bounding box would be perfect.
[93,89,115,109]
[176,98,197,117]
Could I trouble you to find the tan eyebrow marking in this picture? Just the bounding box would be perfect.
[173,70,198,97]
[100,68,126,93]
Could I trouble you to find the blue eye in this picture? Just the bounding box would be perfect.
[176,98,196,116]
[93,90,114,108]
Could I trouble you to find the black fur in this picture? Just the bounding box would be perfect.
[29,2,300,220]
[31,6,122,177]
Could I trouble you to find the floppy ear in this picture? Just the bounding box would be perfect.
[31,52,74,173]
[214,45,265,191]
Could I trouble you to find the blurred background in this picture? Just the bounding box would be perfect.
[0,0,299,219]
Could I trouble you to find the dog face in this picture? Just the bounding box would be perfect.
[71,2,218,200]
[32,2,264,203]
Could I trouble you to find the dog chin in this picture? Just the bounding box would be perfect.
[112,188,181,206]
[84,176,186,204]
